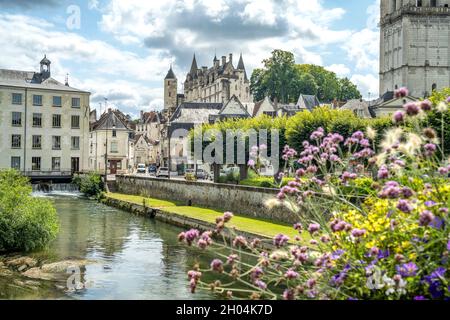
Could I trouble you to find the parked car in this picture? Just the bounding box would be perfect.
[185,169,196,180]
[137,164,147,174]
[157,167,170,178]
[148,165,157,175]
[196,169,208,180]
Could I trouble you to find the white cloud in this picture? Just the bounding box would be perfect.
[351,74,379,99]
[326,64,351,77]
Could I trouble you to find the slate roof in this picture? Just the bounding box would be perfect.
[0,69,89,93]
[296,94,321,111]
[252,96,276,117]
[92,109,133,131]
[165,66,176,80]
[341,99,375,118]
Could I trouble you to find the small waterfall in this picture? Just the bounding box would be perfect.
[32,183,80,195]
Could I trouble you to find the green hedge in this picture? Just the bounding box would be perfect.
[0,170,59,252]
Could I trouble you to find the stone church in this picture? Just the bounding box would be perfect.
[380,0,450,98]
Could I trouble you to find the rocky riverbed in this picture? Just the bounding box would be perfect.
[0,255,97,297]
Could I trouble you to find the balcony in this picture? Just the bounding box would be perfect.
[381,5,450,26]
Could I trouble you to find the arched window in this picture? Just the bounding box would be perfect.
[432,83,437,92]
[431,0,437,7]
[392,0,397,12]
[417,0,423,7]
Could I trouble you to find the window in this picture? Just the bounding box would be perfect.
[52,136,61,150]
[12,112,22,126]
[11,135,21,148]
[52,114,62,128]
[72,97,80,108]
[12,93,22,105]
[32,157,41,171]
[52,157,61,171]
[71,136,80,150]
[110,141,118,153]
[32,135,42,149]
[432,83,437,92]
[11,157,21,170]
[33,95,43,106]
[71,115,80,129]
[33,113,42,127]
[112,130,117,137]
[53,96,62,107]
[431,0,437,6]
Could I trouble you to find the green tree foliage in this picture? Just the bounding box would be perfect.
[250,50,362,103]
[73,173,104,198]
[0,170,59,252]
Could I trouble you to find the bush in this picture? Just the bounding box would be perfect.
[240,176,294,188]
[0,170,59,252]
[73,173,104,198]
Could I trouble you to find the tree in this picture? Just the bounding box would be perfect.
[250,50,299,104]
[337,77,362,101]
[297,73,319,96]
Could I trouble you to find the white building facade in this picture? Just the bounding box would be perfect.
[0,57,90,178]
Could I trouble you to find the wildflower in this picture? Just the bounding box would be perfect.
[254,280,267,290]
[210,259,224,273]
[310,240,318,245]
[393,111,405,123]
[395,87,409,98]
[308,223,320,234]
[277,192,286,201]
[306,279,316,289]
[396,262,418,277]
[259,144,267,151]
[233,236,248,248]
[285,269,299,280]
[342,171,357,182]
[414,296,428,301]
[273,234,290,248]
[223,212,233,223]
[320,235,331,243]
[310,127,325,140]
[439,167,449,175]
[397,199,414,213]
[247,159,256,167]
[283,289,295,300]
[183,229,200,245]
[424,143,437,157]
[251,238,261,248]
[447,240,450,251]
[377,165,389,179]
[436,102,449,113]
[352,131,365,141]
[419,210,435,226]
[420,100,433,111]
[351,229,366,238]
[423,128,437,140]
[402,187,414,198]
[226,254,239,265]
[424,267,446,299]
[404,102,420,116]
[366,126,377,140]
[251,267,264,280]
[381,128,403,151]
[425,200,437,208]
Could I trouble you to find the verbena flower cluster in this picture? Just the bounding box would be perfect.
[178,91,450,300]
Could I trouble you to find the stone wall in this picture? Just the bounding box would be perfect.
[115,175,296,224]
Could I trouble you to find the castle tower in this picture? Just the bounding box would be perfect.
[380,0,450,98]
[164,65,177,115]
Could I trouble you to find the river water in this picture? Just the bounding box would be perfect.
[0,193,217,300]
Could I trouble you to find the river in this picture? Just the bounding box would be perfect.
[0,193,217,300]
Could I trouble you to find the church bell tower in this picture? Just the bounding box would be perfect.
[380,0,450,98]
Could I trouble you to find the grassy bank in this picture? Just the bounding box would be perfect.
[106,193,301,240]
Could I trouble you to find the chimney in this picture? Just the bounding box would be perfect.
[229,53,233,65]
[222,56,226,66]
[140,110,144,120]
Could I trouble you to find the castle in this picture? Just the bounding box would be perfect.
[380,0,450,98]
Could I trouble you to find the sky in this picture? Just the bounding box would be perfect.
[0,0,381,118]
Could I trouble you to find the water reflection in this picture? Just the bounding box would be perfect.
[1,195,217,300]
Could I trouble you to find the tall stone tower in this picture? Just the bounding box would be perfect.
[164,65,178,115]
[380,0,450,98]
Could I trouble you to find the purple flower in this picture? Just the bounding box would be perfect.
[424,143,437,157]
[414,296,428,301]
[285,269,299,280]
[352,131,365,141]
[331,249,345,260]
[424,268,446,299]
[378,166,389,179]
[254,280,267,290]
[447,240,450,251]
[425,201,437,208]
[393,111,405,123]
[273,234,290,248]
[210,259,224,273]
[420,100,433,111]
[430,217,445,230]
[419,210,435,226]
[397,199,414,213]
[310,127,325,140]
[251,267,264,280]
[402,187,414,199]
[395,87,409,98]
[351,229,366,238]
[439,167,449,175]
[396,262,418,277]
[404,102,420,116]
[308,223,320,234]
[223,212,234,223]
[283,289,295,300]
[247,159,256,167]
